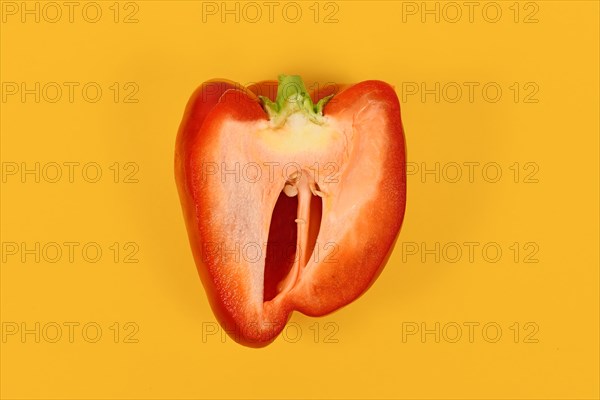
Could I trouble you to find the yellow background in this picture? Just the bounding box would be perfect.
[1,1,598,399]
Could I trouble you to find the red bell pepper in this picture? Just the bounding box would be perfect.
[175,75,406,347]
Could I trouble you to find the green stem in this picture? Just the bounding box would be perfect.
[259,75,333,127]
